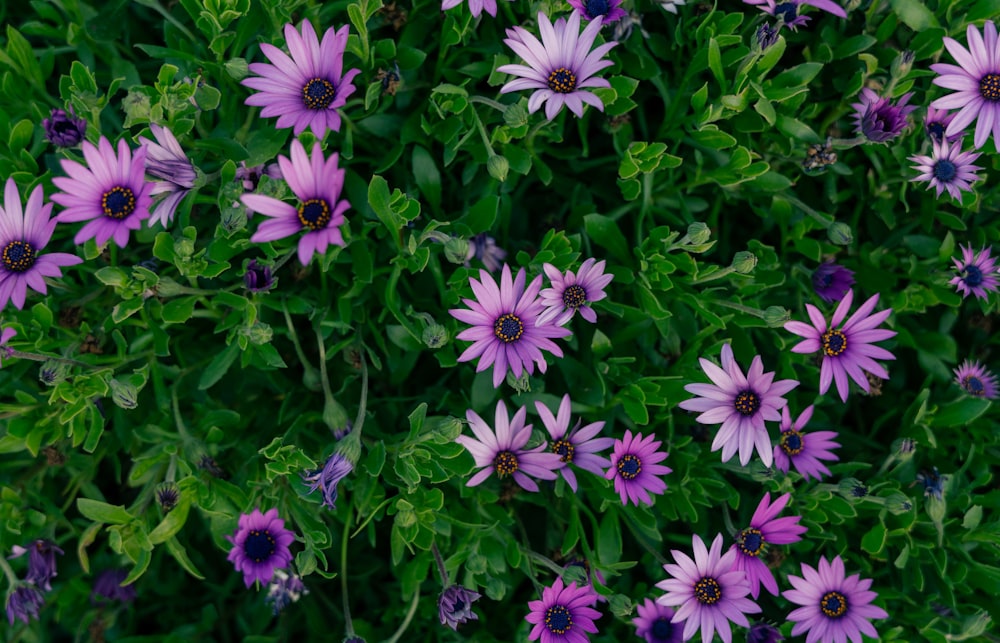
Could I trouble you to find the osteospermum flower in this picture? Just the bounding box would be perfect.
[535,394,614,492]
[851,89,916,143]
[678,344,799,467]
[909,138,983,200]
[742,0,846,29]
[9,539,64,591]
[302,452,353,510]
[948,244,998,300]
[498,12,617,121]
[240,140,350,266]
[783,556,888,643]
[225,508,296,588]
[774,405,840,482]
[656,534,761,643]
[440,0,501,18]
[730,493,807,599]
[5,585,44,625]
[930,21,1000,152]
[953,359,998,399]
[604,430,671,506]
[265,569,308,615]
[465,233,507,273]
[439,585,481,630]
[138,124,197,228]
[525,577,601,642]
[449,264,572,388]
[924,106,957,143]
[51,137,153,247]
[811,262,854,304]
[784,290,896,402]
[42,108,86,148]
[91,568,137,604]
[568,0,627,24]
[455,400,563,492]
[658,0,686,14]
[242,22,360,137]
[633,598,684,642]
[0,178,82,311]
[537,259,614,326]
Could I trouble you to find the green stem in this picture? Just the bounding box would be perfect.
[470,108,496,156]
[341,503,356,636]
[314,327,339,420]
[709,300,766,318]
[689,266,736,285]
[385,588,421,643]
[469,96,508,113]
[828,136,867,149]
[8,351,93,367]
[281,300,319,383]
[0,555,19,587]
[352,350,369,436]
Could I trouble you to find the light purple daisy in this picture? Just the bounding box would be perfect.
[537,258,614,326]
[678,343,799,468]
[242,22,361,137]
[909,138,983,200]
[240,140,350,266]
[774,405,840,482]
[783,556,888,643]
[948,244,998,300]
[51,136,153,247]
[535,394,614,492]
[525,577,601,643]
[225,508,296,588]
[930,21,1000,152]
[784,290,896,402]
[633,598,684,643]
[604,430,671,506]
[449,263,572,388]
[742,0,846,29]
[455,400,563,492]
[811,262,854,304]
[138,124,197,228]
[730,492,807,599]
[567,0,628,24]
[953,359,998,399]
[440,0,502,18]
[850,89,916,143]
[0,178,81,311]
[439,584,481,630]
[924,106,958,143]
[498,12,617,121]
[656,533,761,643]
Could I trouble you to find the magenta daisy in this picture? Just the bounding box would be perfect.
[953,359,998,399]
[742,0,846,29]
[498,12,617,121]
[633,598,684,643]
[784,290,896,402]
[730,492,807,599]
[534,394,614,492]
[567,0,628,24]
[138,124,197,228]
[924,106,958,143]
[455,400,563,492]
[930,20,1000,152]
[242,22,360,137]
[783,556,888,643]
[604,430,671,506]
[678,343,799,468]
[656,533,761,643]
[525,577,601,642]
[909,138,983,200]
[449,263,572,388]
[0,178,81,311]
[51,137,153,247]
[240,140,349,266]
[537,258,614,326]
[948,244,998,300]
[440,0,502,18]
[226,508,296,588]
[850,89,916,143]
[774,405,840,482]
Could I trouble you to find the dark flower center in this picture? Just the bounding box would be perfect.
[737,527,765,556]
[585,0,610,16]
[979,73,1000,101]
[926,121,945,141]
[820,591,848,618]
[963,375,985,396]
[2,240,37,273]
[773,1,798,21]
[821,329,847,357]
[562,284,587,309]
[694,577,722,604]
[547,67,577,94]
[244,529,276,563]
[494,313,524,343]
[617,454,641,480]
[817,273,834,288]
[734,390,760,416]
[54,120,77,135]
[851,484,867,497]
[552,439,575,463]
[494,450,519,476]
[102,186,136,220]
[962,264,984,287]
[933,159,958,182]
[297,198,332,230]
[651,618,674,640]
[302,77,337,109]
[780,430,804,455]
[545,605,572,634]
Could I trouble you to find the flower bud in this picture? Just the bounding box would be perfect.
[763,306,791,328]
[430,416,463,442]
[731,251,758,274]
[422,323,449,348]
[487,155,509,182]
[109,380,138,410]
[302,367,323,392]
[827,222,853,246]
[891,50,914,79]
[241,322,273,345]
[42,108,87,148]
[122,90,152,126]
[224,57,249,80]
[884,491,913,515]
[608,594,633,619]
[174,238,195,258]
[244,260,275,293]
[444,237,471,265]
[503,102,529,128]
[684,222,711,245]
[220,201,249,235]
[39,360,69,386]
[755,23,780,52]
[156,482,180,512]
[506,370,531,393]
[323,397,351,436]
[838,478,868,500]
[892,437,916,460]
[154,277,186,297]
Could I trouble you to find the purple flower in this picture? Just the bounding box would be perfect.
[949,245,998,300]
[42,108,86,147]
[303,452,353,510]
[742,0,846,29]
[953,359,998,399]
[747,622,785,643]
[730,493,807,599]
[449,264,572,388]
[5,585,44,625]
[51,136,154,247]
[9,539,64,591]
[924,106,958,143]
[265,569,308,615]
[225,508,296,588]
[656,533,761,643]
[244,259,275,293]
[535,394,614,492]
[465,233,507,273]
[525,577,601,642]
[916,467,944,499]
[438,584,481,630]
[567,0,628,24]
[441,0,502,18]
[783,556,888,643]
[455,400,563,492]
[243,22,360,137]
[604,430,671,506]
[138,124,197,228]
[236,162,282,192]
[91,568,137,604]
[785,290,896,402]
[0,327,16,367]
[498,12,617,121]
[811,262,854,304]
[633,598,683,642]
[538,259,614,326]
[241,140,350,266]
[0,178,82,311]
[678,343,799,467]
[774,405,840,482]
[930,21,1000,152]
[850,89,916,143]
[909,138,983,200]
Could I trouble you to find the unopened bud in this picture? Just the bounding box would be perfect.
[684,222,711,245]
[892,437,916,460]
[444,237,470,265]
[241,322,273,345]
[430,416,463,442]
[224,57,249,80]
[891,50,914,79]
[487,154,509,182]
[174,238,195,258]
[838,478,868,500]
[608,594,633,619]
[154,277,186,297]
[763,306,791,328]
[503,103,529,128]
[109,379,138,410]
[156,482,180,512]
[39,360,69,386]
[884,491,913,515]
[827,222,853,246]
[302,367,323,392]
[731,251,757,274]
[506,370,531,393]
[422,323,449,348]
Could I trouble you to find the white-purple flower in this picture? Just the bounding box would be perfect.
[535,394,613,491]
[537,258,614,326]
[138,124,197,228]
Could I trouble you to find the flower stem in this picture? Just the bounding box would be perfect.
[431,541,449,587]
[709,300,767,318]
[0,555,19,587]
[281,300,320,386]
[341,503,355,637]
[352,349,369,436]
[469,96,508,113]
[689,266,736,285]
[385,588,421,643]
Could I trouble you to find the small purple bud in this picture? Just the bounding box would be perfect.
[438,585,481,630]
[42,108,87,147]
[5,585,44,625]
[244,259,275,293]
[811,262,855,303]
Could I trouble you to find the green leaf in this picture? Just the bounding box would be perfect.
[963,505,983,530]
[148,496,191,545]
[597,512,622,565]
[584,213,631,265]
[707,38,725,88]
[77,498,134,525]
[69,60,99,94]
[198,342,240,390]
[411,146,442,213]
[8,119,33,151]
[161,297,197,324]
[861,523,887,554]
[368,175,402,247]
[889,0,940,30]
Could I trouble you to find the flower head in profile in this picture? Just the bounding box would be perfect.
[525,577,601,642]
[0,178,82,311]
[785,290,896,402]
[924,106,958,143]
[535,394,613,492]
[91,568,137,604]
[440,0,503,18]
[953,359,998,399]
[241,140,350,266]
[930,21,1000,152]
[244,259,275,293]
[633,598,683,642]
[266,569,308,615]
[742,0,846,29]
[909,138,983,200]
[604,430,671,506]
[730,493,807,599]
[42,108,86,147]
[138,124,197,228]
[303,452,353,510]
[51,136,153,247]
[5,585,44,625]
[774,405,840,482]
[465,233,507,273]
[498,12,617,121]
[9,539,64,591]
[438,585,481,630]
[811,262,854,304]
[783,556,888,643]
[948,244,998,300]
[225,508,296,588]
[538,259,614,326]
[851,89,916,143]
[656,533,761,643]
[568,0,627,24]
[243,22,360,137]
